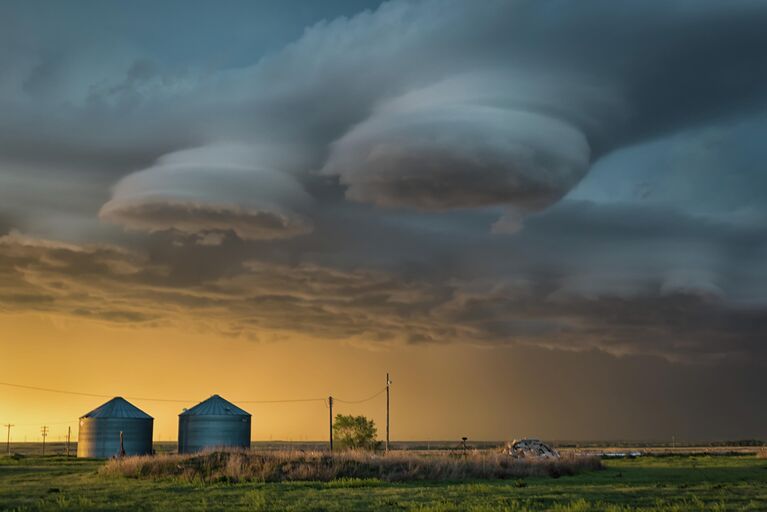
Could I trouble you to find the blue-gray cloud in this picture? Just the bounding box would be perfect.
[0,0,766,364]
[99,144,314,241]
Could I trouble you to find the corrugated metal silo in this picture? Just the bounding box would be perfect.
[178,394,251,453]
[77,397,153,458]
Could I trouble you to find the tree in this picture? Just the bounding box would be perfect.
[333,414,378,450]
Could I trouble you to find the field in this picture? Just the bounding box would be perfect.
[1,446,767,511]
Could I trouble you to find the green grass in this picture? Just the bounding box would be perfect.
[1,454,766,511]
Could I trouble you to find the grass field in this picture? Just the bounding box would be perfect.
[1,451,767,511]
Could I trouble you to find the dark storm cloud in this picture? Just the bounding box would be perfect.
[0,232,163,322]
[2,225,766,363]
[299,0,767,211]
[5,0,767,226]
[1,0,767,362]
[0,214,17,237]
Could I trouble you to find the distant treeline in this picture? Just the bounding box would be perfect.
[553,439,765,448]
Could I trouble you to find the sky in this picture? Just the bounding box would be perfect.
[1,0,767,443]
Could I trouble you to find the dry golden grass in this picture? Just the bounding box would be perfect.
[757,447,767,459]
[100,449,602,483]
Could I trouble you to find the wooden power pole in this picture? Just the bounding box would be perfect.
[66,426,71,457]
[40,426,48,456]
[328,396,334,452]
[386,373,391,452]
[4,424,13,456]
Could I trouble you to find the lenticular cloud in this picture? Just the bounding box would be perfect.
[100,144,313,241]
[322,72,618,212]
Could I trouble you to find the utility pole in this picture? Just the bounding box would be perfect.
[41,426,48,456]
[386,373,391,453]
[328,396,334,453]
[4,424,13,456]
[66,426,71,457]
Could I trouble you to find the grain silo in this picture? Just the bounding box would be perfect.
[77,397,153,458]
[178,394,251,453]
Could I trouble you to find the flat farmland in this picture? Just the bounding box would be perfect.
[1,448,766,511]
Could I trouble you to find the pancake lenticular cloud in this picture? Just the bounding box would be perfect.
[100,144,313,242]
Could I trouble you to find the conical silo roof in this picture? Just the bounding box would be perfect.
[180,394,250,416]
[80,397,152,419]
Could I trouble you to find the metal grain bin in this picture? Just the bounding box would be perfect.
[178,394,251,453]
[77,397,153,458]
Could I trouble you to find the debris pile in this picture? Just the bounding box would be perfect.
[505,439,559,459]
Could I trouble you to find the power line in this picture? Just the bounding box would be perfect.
[238,398,326,404]
[1,376,393,454]
[0,380,380,406]
[334,387,387,404]
[10,420,78,427]
[0,381,192,402]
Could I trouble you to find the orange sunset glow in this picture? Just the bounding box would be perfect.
[2,0,767,452]
[4,2,767,510]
